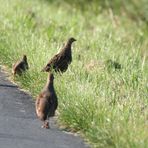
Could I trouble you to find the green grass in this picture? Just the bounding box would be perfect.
[0,0,148,147]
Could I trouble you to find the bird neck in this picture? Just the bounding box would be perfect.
[23,57,27,63]
[65,42,72,50]
[45,80,54,91]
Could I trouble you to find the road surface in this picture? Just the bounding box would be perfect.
[0,69,89,148]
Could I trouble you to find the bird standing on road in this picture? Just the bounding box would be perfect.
[35,72,58,129]
[12,55,29,75]
[42,37,76,73]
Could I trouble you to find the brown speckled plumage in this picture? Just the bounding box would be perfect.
[35,73,58,129]
[12,55,29,75]
[42,37,76,73]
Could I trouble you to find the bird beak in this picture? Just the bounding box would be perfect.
[74,39,77,42]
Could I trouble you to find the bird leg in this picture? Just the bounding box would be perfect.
[41,120,50,129]
[44,120,50,129]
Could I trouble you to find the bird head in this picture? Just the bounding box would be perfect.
[23,55,27,61]
[68,37,77,43]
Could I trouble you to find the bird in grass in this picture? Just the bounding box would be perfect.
[12,55,29,75]
[105,59,121,70]
[42,37,76,73]
[35,72,58,129]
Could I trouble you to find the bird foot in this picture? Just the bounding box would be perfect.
[41,122,50,129]
[41,125,50,129]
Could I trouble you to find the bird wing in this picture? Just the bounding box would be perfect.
[35,94,44,108]
[42,52,66,71]
[13,60,24,70]
[14,61,24,68]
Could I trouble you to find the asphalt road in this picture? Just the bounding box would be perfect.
[0,69,89,148]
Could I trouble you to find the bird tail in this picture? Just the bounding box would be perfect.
[41,68,46,72]
[41,66,48,72]
[41,66,50,72]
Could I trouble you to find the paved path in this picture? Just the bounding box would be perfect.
[0,69,89,148]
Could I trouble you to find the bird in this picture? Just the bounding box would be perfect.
[105,59,121,70]
[12,55,29,75]
[42,37,76,73]
[35,72,58,129]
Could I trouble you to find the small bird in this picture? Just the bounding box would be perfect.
[35,72,58,129]
[12,55,29,75]
[105,59,121,70]
[42,37,76,73]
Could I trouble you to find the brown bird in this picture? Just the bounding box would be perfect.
[12,55,29,75]
[42,37,76,73]
[35,72,58,129]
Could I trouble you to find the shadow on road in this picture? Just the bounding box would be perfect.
[0,84,18,88]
